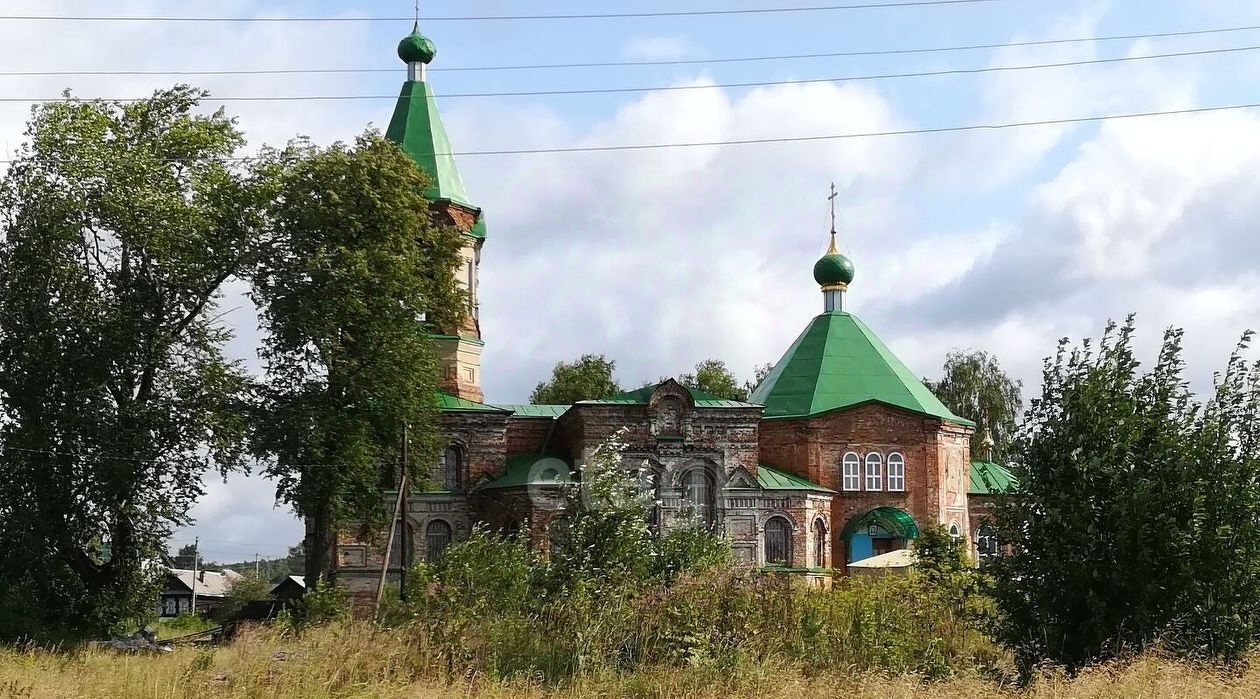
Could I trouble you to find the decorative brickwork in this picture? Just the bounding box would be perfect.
[759,402,972,567]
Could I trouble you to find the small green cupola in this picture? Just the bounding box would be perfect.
[814,230,854,312]
[398,24,437,66]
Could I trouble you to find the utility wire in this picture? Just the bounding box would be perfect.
[4,22,1259,77]
[0,101,1255,162]
[0,44,1251,104]
[0,1,1002,23]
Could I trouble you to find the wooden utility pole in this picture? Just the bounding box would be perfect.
[190,537,199,615]
[374,426,410,616]
[399,426,410,602]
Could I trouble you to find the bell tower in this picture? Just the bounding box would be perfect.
[386,23,487,402]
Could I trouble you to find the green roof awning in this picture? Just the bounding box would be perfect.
[756,464,834,493]
[750,312,972,425]
[840,507,921,540]
[482,453,572,490]
[969,460,1019,495]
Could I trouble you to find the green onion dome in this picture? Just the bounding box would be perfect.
[398,27,437,65]
[813,236,855,288]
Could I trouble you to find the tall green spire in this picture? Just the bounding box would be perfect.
[385,25,483,235]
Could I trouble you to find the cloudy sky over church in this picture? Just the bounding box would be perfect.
[4,0,1255,558]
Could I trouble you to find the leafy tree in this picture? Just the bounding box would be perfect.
[925,350,1022,461]
[993,318,1260,670]
[680,359,748,401]
[530,354,621,404]
[219,572,271,619]
[745,362,773,398]
[0,87,262,639]
[250,133,465,587]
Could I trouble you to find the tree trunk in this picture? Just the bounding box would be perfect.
[305,503,336,588]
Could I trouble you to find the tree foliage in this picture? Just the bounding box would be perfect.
[993,318,1260,669]
[0,87,262,640]
[530,354,621,404]
[679,359,748,401]
[925,350,1022,461]
[249,133,465,586]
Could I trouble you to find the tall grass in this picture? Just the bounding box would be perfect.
[2,623,1258,699]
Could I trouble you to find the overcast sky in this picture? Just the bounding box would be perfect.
[3,0,1257,560]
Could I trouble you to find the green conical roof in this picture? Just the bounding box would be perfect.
[385,75,483,237]
[751,312,972,425]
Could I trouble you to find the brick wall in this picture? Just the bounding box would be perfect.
[505,416,555,455]
[439,411,509,484]
[759,402,973,566]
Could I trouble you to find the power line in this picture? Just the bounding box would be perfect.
[0,1,1002,24]
[0,100,1256,163]
[5,23,1259,77]
[0,43,1252,104]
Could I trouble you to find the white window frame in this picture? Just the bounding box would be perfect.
[841,453,861,491]
[865,453,883,491]
[887,452,905,491]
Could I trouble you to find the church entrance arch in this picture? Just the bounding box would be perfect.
[841,507,920,564]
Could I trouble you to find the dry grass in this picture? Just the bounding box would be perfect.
[0,623,1256,699]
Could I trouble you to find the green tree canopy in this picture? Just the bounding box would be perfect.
[925,350,1022,461]
[993,318,1260,670]
[0,87,262,640]
[679,359,748,401]
[250,133,465,586]
[530,354,621,404]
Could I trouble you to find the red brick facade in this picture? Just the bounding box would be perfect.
[759,402,972,566]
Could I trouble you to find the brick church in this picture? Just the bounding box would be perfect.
[333,26,1014,598]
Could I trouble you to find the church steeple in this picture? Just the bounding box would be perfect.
[385,22,487,402]
[813,184,855,312]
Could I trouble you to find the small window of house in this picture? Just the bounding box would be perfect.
[443,446,463,491]
[426,520,453,562]
[865,453,883,491]
[765,517,792,566]
[812,518,827,568]
[682,468,716,528]
[842,453,861,491]
[887,453,905,491]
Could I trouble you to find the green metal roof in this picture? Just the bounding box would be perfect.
[482,453,572,490]
[436,392,510,414]
[494,404,570,419]
[840,507,922,540]
[756,464,834,493]
[751,312,973,425]
[385,80,483,237]
[580,382,762,409]
[969,460,1019,495]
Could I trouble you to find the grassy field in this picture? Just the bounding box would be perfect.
[1,623,1257,699]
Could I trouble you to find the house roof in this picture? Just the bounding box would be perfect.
[167,568,242,598]
[750,312,972,425]
[756,464,834,493]
[482,453,573,490]
[494,404,570,418]
[270,576,306,594]
[385,80,482,233]
[437,391,511,414]
[969,460,1019,495]
[579,382,761,409]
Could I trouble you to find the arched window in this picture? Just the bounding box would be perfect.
[682,468,716,528]
[865,453,883,491]
[442,446,463,492]
[765,517,792,566]
[842,453,861,491]
[812,518,828,568]
[389,520,414,569]
[425,520,453,562]
[976,523,998,561]
[887,453,905,492]
[948,522,962,541]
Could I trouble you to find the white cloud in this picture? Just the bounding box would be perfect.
[623,35,697,61]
